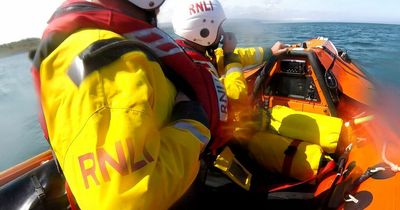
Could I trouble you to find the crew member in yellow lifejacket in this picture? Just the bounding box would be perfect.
[171,0,288,149]
[30,0,219,209]
[171,1,342,188]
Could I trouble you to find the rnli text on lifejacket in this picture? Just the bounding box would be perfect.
[189,1,214,15]
[193,60,228,121]
[78,138,154,189]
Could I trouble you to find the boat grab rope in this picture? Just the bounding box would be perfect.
[338,144,353,176]
[341,139,398,205]
[382,142,400,173]
[344,166,386,204]
[342,142,399,205]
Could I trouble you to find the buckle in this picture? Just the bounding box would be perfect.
[213,147,252,191]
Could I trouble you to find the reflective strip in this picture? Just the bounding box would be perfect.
[226,66,242,74]
[242,64,259,70]
[211,75,228,122]
[124,28,183,57]
[174,122,210,145]
[67,57,85,86]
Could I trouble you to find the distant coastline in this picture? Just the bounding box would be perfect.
[0,38,40,58]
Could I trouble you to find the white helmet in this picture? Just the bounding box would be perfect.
[172,0,226,47]
[128,0,165,10]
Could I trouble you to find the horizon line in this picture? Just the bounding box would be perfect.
[159,18,400,26]
[2,21,399,45]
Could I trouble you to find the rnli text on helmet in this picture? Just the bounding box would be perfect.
[189,1,214,15]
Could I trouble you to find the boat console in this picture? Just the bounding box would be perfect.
[251,48,336,116]
[269,59,319,102]
[280,59,307,75]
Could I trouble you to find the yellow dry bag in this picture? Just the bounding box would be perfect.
[269,105,342,153]
[247,132,327,181]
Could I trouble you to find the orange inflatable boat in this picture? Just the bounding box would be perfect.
[243,37,400,210]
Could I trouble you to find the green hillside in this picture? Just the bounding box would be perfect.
[0,38,40,58]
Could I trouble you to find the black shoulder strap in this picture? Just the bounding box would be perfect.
[69,38,195,99]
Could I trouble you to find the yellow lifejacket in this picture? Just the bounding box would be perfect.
[39,29,210,210]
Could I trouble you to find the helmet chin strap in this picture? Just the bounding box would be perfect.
[206,39,220,58]
[145,10,158,27]
[208,40,220,51]
[206,43,219,67]
[206,47,215,57]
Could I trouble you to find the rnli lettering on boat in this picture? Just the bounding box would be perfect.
[189,1,214,15]
[78,138,154,189]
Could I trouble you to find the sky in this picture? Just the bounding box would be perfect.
[1,0,399,44]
